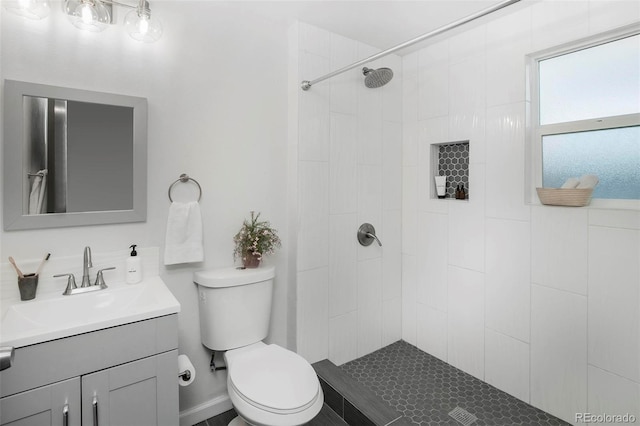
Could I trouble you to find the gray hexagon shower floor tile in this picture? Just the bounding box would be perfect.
[339,341,569,426]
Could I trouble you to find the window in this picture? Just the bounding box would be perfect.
[529,28,640,203]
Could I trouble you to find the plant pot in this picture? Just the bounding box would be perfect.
[243,252,261,269]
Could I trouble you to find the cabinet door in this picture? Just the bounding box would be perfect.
[81,350,178,426]
[0,377,80,426]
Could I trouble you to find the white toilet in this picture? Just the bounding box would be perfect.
[194,266,323,426]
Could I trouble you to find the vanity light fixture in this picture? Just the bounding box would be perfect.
[3,0,50,20]
[63,0,162,42]
[3,0,162,42]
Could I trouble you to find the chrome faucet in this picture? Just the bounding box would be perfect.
[54,246,115,296]
[81,246,93,288]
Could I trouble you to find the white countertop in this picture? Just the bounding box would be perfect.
[0,276,180,348]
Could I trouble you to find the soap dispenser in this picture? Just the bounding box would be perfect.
[126,244,142,284]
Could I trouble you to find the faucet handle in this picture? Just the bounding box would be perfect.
[54,273,77,295]
[94,267,116,288]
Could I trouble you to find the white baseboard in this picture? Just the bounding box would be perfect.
[179,394,233,426]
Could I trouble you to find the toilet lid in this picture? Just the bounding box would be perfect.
[228,344,319,413]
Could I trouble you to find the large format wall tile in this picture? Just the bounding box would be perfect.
[447,266,485,380]
[588,226,640,382]
[531,206,588,295]
[531,284,587,423]
[485,218,530,342]
[485,328,530,403]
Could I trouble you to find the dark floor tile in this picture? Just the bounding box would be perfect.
[313,359,401,426]
[340,340,570,426]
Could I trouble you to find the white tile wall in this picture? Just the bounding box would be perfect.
[329,311,358,366]
[416,304,447,362]
[588,366,640,424]
[328,213,357,317]
[330,113,358,214]
[531,1,590,52]
[531,206,588,295]
[447,266,485,380]
[401,254,418,346]
[588,226,640,382]
[485,102,530,222]
[531,284,587,423]
[296,23,403,366]
[485,328,530,403]
[382,209,402,302]
[416,211,448,311]
[485,218,530,342]
[297,267,329,363]
[448,202,485,273]
[382,297,402,347]
[330,34,358,115]
[297,161,329,271]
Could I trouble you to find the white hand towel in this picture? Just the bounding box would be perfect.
[164,201,204,265]
[560,177,580,189]
[576,174,599,189]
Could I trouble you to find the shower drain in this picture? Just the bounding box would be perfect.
[448,406,478,426]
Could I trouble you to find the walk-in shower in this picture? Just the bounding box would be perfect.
[300,0,521,91]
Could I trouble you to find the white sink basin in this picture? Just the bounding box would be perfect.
[0,277,180,348]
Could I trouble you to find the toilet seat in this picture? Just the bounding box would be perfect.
[225,343,323,425]
[227,344,320,413]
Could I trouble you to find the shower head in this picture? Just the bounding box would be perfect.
[362,67,394,88]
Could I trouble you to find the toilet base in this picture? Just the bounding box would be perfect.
[228,416,248,426]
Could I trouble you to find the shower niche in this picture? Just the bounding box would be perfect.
[431,141,469,199]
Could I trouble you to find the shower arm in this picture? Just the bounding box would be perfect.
[300,0,521,91]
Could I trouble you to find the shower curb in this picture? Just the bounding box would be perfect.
[312,360,411,426]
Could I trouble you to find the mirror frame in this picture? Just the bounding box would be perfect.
[3,80,148,230]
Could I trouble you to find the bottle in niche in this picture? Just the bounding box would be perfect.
[126,244,142,284]
[455,185,461,199]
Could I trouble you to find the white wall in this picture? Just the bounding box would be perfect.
[291,23,403,365]
[0,2,291,423]
[402,1,640,425]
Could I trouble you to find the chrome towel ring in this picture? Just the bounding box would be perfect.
[168,173,202,202]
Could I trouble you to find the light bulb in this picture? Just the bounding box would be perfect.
[138,18,149,35]
[64,0,110,32]
[124,1,162,43]
[4,0,50,20]
[80,4,93,24]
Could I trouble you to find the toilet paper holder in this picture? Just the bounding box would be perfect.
[178,369,191,381]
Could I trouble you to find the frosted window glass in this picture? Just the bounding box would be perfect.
[542,126,640,199]
[539,35,640,125]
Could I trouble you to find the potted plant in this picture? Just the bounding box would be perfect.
[233,211,281,268]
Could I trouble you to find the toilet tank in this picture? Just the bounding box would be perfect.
[194,266,275,351]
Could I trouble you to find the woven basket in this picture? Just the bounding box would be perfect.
[536,188,594,207]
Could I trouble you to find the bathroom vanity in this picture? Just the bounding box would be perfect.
[0,277,180,426]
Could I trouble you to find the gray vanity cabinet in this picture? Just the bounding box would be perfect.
[0,377,80,426]
[0,314,179,426]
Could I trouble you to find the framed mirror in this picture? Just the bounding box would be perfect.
[3,80,147,230]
